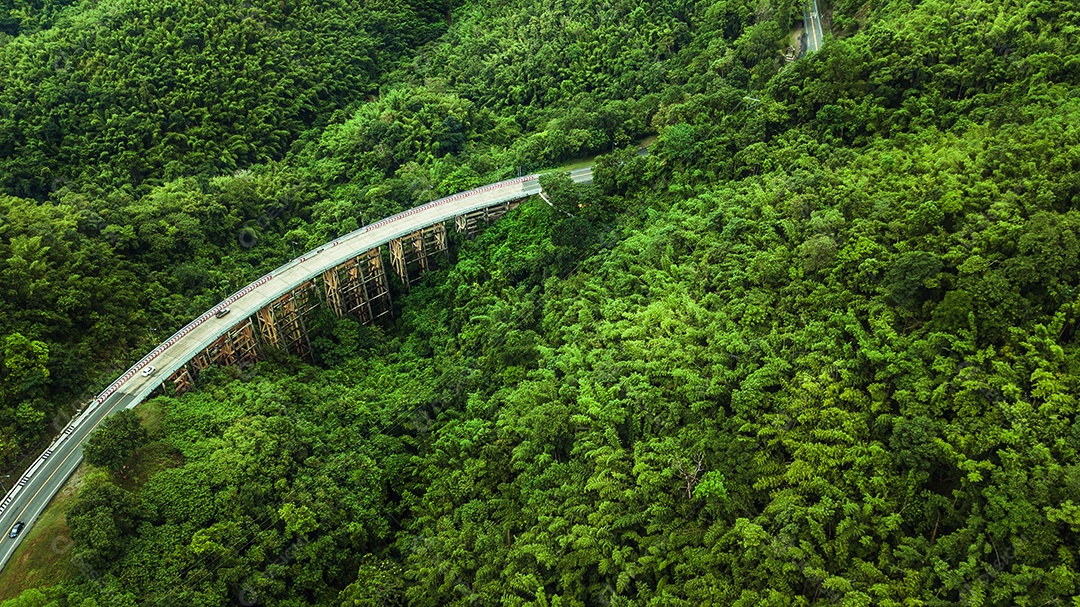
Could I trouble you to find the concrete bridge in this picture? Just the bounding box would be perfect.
[0,167,592,572]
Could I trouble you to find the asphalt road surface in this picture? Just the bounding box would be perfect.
[0,167,599,574]
[569,166,593,182]
[0,171,600,573]
[803,0,824,53]
[0,384,145,575]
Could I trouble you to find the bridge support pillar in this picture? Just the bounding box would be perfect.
[323,248,393,323]
[389,237,408,286]
[454,200,521,238]
[191,350,213,375]
[323,265,345,317]
[168,318,260,393]
[206,318,259,368]
[389,224,449,289]
[257,283,318,359]
[256,308,279,349]
[167,365,195,396]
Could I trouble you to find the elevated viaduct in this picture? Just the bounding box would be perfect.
[0,167,593,572]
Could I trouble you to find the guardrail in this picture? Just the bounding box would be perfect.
[95,174,537,410]
[0,174,541,518]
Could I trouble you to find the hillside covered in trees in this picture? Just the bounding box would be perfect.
[3,0,1080,605]
[0,0,459,469]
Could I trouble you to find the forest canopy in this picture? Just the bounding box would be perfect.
[0,0,460,468]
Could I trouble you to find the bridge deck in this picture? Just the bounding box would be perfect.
[0,174,542,572]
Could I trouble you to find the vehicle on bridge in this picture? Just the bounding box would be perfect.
[0,171,561,574]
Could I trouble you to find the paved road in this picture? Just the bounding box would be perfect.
[0,173,574,573]
[0,167,599,573]
[569,167,593,182]
[803,0,824,53]
[0,384,145,575]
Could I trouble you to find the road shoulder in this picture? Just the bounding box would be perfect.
[0,463,86,602]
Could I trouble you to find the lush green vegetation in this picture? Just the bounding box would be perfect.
[0,0,79,37]
[3,0,1080,604]
[0,0,459,468]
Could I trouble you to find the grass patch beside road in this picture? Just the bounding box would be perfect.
[0,464,85,602]
[556,156,597,171]
[0,400,178,602]
[135,398,166,439]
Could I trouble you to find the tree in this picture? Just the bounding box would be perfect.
[0,332,49,405]
[338,555,406,606]
[82,409,149,472]
[66,469,144,574]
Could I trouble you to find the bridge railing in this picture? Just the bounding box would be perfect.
[0,174,543,513]
[85,174,541,421]
[0,172,544,523]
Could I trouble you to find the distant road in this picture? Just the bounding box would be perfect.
[569,167,593,182]
[803,0,824,53]
[0,167,596,575]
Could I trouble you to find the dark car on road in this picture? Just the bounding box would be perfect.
[9,521,24,539]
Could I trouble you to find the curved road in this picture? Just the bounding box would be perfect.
[0,171,608,573]
[803,0,824,54]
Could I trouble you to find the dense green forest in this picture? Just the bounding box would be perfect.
[0,0,460,467]
[3,0,1080,604]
